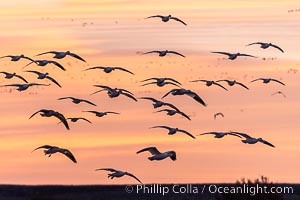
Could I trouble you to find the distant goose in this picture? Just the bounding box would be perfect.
[66,117,92,124]
[211,51,257,60]
[36,51,86,62]
[58,97,96,106]
[141,77,181,87]
[139,97,180,111]
[216,80,249,90]
[198,131,242,139]
[247,42,284,53]
[214,112,224,120]
[150,125,195,139]
[141,77,181,85]
[2,83,50,91]
[0,54,35,62]
[24,60,66,71]
[32,145,77,163]
[143,50,185,58]
[0,72,28,83]
[190,80,227,91]
[231,131,275,147]
[24,70,61,87]
[29,109,69,130]
[83,111,120,117]
[250,78,285,86]
[162,88,207,107]
[145,15,187,25]
[155,109,191,121]
[136,147,176,161]
[271,91,286,98]
[84,66,134,75]
[92,85,137,101]
[96,168,142,184]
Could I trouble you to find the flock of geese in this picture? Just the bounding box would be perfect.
[2,14,285,184]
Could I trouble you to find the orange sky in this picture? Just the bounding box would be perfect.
[0,0,300,185]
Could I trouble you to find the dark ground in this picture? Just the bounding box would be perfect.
[0,184,299,200]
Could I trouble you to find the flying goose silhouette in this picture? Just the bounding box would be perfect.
[141,77,181,87]
[24,70,61,87]
[92,85,137,101]
[29,109,69,130]
[145,15,187,25]
[84,66,134,75]
[211,51,257,60]
[136,147,177,161]
[58,97,96,106]
[216,80,249,90]
[214,112,224,120]
[247,42,284,53]
[150,125,195,139]
[2,83,50,91]
[32,145,77,163]
[143,50,185,57]
[24,60,66,71]
[271,91,286,98]
[198,131,242,139]
[0,54,35,62]
[162,88,207,106]
[95,168,142,184]
[83,111,120,117]
[0,72,28,83]
[36,51,86,62]
[250,78,285,86]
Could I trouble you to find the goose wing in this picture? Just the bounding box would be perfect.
[246,42,265,46]
[170,16,187,25]
[238,53,257,58]
[167,51,185,57]
[235,81,249,90]
[114,67,134,75]
[178,111,191,120]
[150,125,171,130]
[68,52,86,62]
[270,44,284,53]
[271,79,285,86]
[185,91,207,106]
[59,148,77,163]
[46,76,62,87]
[161,89,177,99]
[178,129,195,139]
[35,51,59,56]
[95,168,117,172]
[211,51,232,56]
[14,74,28,83]
[32,145,53,152]
[121,92,137,101]
[53,112,70,130]
[142,50,161,55]
[145,15,164,19]
[136,147,161,155]
[125,172,143,184]
[84,66,105,71]
[49,60,66,71]
[260,139,275,147]
[230,131,252,139]
[24,70,43,76]
[213,82,228,91]
[139,97,158,102]
[81,99,97,106]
